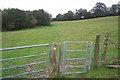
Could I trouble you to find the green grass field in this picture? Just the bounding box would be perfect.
[1,16,119,78]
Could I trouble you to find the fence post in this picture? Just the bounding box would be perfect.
[101,32,109,65]
[50,42,58,77]
[94,34,100,68]
[57,43,62,76]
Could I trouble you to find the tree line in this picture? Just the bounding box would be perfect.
[53,2,120,21]
[1,2,120,31]
[2,8,52,31]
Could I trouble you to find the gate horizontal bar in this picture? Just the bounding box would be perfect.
[64,71,86,74]
[65,58,87,61]
[38,74,49,78]
[65,41,88,43]
[0,53,49,62]
[0,44,50,51]
[2,68,48,79]
[67,65,85,68]
[66,50,87,52]
[1,60,49,70]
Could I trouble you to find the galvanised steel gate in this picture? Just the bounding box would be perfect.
[0,41,93,79]
[0,44,50,79]
[61,41,93,75]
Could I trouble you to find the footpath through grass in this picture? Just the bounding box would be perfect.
[1,16,119,78]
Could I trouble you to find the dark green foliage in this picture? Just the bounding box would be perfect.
[54,11,74,21]
[25,11,37,27]
[2,8,52,31]
[55,14,64,21]
[90,2,107,18]
[54,2,120,21]
[74,9,90,20]
[111,4,119,15]
[2,8,28,30]
[32,9,52,26]
[63,11,74,21]
[0,10,2,31]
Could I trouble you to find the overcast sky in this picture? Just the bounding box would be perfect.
[0,0,119,18]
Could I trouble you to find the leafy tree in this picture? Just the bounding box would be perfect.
[30,14,38,26]
[74,9,81,20]
[63,10,74,20]
[106,7,113,16]
[106,3,120,16]
[111,4,119,15]
[2,9,15,31]
[25,11,37,27]
[90,2,107,17]
[55,14,64,21]
[2,8,33,31]
[2,8,52,31]
[0,9,2,31]
[32,9,52,26]
[118,1,120,15]
[74,8,90,20]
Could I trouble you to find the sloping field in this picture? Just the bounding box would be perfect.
[1,16,118,78]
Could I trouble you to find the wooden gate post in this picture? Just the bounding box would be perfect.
[57,43,62,76]
[101,32,109,65]
[49,42,57,77]
[94,34,100,68]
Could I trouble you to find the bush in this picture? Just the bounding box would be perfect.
[2,8,52,31]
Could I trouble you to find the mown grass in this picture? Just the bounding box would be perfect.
[1,16,119,78]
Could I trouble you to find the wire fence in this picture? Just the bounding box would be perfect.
[108,30,119,48]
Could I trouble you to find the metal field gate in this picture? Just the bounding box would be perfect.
[0,44,51,79]
[0,41,93,79]
[61,41,93,75]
